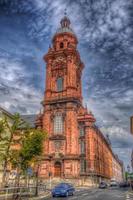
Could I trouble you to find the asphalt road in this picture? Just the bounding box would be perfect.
[46,187,133,200]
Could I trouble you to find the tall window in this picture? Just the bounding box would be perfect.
[57,77,63,92]
[80,159,86,173]
[60,42,64,48]
[79,126,85,137]
[54,113,63,134]
[80,141,85,154]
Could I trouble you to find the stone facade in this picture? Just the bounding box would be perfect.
[112,155,123,182]
[36,16,123,184]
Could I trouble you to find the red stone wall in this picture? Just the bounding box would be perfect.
[38,19,122,181]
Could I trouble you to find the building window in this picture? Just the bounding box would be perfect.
[80,159,86,173]
[79,126,85,137]
[54,113,63,134]
[60,42,64,48]
[80,140,85,154]
[57,77,63,92]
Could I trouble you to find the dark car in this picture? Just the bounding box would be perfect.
[119,182,130,188]
[52,183,75,197]
[99,182,108,189]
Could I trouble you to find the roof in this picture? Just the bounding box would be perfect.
[20,114,37,128]
[0,106,14,119]
[56,15,75,35]
[56,27,74,34]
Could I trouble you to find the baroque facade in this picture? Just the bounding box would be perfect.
[36,16,123,184]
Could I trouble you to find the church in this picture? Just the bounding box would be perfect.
[35,15,123,184]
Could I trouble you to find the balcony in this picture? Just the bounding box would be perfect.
[49,134,66,140]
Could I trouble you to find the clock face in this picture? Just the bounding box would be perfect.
[57,56,64,61]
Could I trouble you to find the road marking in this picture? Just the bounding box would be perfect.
[82,193,88,196]
[70,197,77,199]
[126,194,130,199]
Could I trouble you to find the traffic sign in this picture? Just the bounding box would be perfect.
[27,167,33,176]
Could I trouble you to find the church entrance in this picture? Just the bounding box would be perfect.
[54,161,61,177]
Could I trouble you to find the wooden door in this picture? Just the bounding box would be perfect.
[54,162,61,177]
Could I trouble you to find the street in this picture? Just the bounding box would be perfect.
[46,188,133,200]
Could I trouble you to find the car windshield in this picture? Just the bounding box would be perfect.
[100,182,105,184]
[55,184,69,189]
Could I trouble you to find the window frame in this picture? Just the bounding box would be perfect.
[60,42,64,48]
[80,140,85,154]
[53,113,63,134]
[80,159,86,173]
[79,126,85,137]
[56,77,63,92]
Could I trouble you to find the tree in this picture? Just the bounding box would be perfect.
[0,113,24,187]
[11,129,46,172]
[0,113,47,188]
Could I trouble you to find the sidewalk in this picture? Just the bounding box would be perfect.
[0,191,51,200]
[29,191,50,200]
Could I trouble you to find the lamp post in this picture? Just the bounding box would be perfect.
[127,165,131,188]
[35,159,40,196]
[49,171,52,190]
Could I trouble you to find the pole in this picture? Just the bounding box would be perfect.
[35,163,39,196]
[49,172,52,190]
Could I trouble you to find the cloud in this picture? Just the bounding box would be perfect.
[0,55,42,114]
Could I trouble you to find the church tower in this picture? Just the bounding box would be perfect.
[37,15,96,179]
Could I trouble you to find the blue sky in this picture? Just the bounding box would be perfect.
[0,0,133,169]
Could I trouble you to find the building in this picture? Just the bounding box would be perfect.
[34,16,123,185]
[112,154,123,182]
[0,107,14,184]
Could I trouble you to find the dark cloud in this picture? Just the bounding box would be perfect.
[0,0,133,167]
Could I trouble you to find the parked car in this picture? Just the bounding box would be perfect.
[52,183,75,197]
[119,182,130,188]
[110,180,118,187]
[99,182,108,189]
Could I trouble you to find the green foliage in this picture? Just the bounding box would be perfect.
[0,112,47,180]
[20,130,46,170]
[0,113,23,161]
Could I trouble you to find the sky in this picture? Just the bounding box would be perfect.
[0,0,133,169]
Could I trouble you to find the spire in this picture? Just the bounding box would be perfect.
[55,10,75,35]
[60,9,71,28]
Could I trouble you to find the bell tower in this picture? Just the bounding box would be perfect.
[38,15,95,179]
[44,16,84,105]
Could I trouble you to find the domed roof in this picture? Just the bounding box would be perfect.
[56,15,75,35]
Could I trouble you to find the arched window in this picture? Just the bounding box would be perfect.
[80,159,86,173]
[79,126,85,136]
[80,140,85,154]
[57,77,63,92]
[60,42,64,48]
[54,113,63,134]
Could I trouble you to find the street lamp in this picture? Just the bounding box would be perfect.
[35,158,41,196]
[127,165,130,173]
